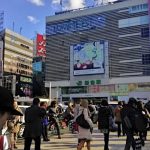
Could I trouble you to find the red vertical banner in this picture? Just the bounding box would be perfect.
[36,34,46,57]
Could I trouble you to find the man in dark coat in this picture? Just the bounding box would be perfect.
[98,100,111,150]
[23,98,46,150]
[121,97,137,150]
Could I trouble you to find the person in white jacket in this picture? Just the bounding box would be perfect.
[77,99,94,150]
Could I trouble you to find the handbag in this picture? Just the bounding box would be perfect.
[76,110,90,129]
[109,116,117,132]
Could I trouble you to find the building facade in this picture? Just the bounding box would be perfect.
[45,0,150,102]
[0,29,33,96]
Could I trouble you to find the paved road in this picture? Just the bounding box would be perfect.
[17,129,150,150]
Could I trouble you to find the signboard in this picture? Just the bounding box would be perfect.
[33,62,42,72]
[73,41,105,75]
[46,15,105,35]
[20,76,32,83]
[76,79,101,86]
[36,34,46,57]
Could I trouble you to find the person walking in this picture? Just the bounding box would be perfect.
[40,102,49,141]
[23,98,46,150]
[48,100,61,139]
[7,100,23,149]
[98,100,111,150]
[121,97,138,150]
[76,99,94,150]
[114,101,123,137]
[136,101,150,145]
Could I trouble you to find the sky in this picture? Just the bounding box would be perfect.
[0,0,117,40]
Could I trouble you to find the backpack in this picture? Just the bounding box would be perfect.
[134,112,147,132]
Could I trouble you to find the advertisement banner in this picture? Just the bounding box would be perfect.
[36,34,46,57]
[128,83,138,92]
[46,14,105,35]
[73,41,105,75]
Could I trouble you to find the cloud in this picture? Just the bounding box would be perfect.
[27,0,44,6]
[27,16,39,24]
[52,0,61,4]
[70,0,85,9]
[51,0,118,11]
[58,0,86,10]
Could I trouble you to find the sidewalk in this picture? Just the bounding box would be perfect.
[17,129,150,150]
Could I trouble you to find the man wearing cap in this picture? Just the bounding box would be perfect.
[0,86,23,150]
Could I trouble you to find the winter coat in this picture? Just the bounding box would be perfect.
[23,105,46,138]
[120,104,137,132]
[114,105,122,123]
[98,106,111,130]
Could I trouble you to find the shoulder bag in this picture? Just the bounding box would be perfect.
[76,110,90,129]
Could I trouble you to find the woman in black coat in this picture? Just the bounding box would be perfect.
[98,100,111,150]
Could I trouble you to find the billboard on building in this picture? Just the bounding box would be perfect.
[33,62,42,72]
[73,41,105,75]
[36,34,46,57]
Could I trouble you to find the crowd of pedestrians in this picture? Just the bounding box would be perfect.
[1,86,150,150]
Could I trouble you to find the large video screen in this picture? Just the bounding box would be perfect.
[73,41,105,75]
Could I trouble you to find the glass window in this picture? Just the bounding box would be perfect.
[129,4,148,13]
[143,68,150,75]
[141,28,149,37]
[142,54,150,64]
[119,15,149,28]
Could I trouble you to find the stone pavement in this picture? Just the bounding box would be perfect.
[17,129,150,150]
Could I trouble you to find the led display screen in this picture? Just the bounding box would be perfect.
[73,41,105,75]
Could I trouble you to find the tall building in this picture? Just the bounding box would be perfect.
[0,28,33,96]
[32,34,47,97]
[45,0,150,102]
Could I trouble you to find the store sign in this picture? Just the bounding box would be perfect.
[20,76,32,83]
[46,15,105,35]
[76,79,101,86]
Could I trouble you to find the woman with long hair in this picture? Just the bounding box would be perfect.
[76,99,93,150]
